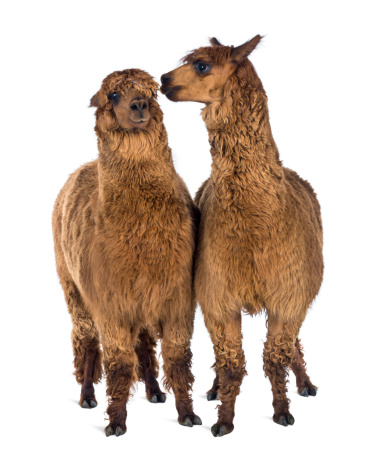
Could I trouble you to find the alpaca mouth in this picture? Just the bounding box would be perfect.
[160,85,181,101]
[129,118,149,129]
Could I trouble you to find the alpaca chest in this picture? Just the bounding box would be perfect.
[96,212,194,305]
[196,210,264,307]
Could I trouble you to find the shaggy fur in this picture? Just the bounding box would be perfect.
[52,69,201,436]
[161,36,323,436]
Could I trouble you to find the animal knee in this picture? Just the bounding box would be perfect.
[263,326,297,367]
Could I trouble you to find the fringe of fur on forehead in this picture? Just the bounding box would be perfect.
[181,46,233,65]
[90,69,159,108]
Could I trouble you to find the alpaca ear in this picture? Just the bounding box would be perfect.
[210,37,222,47]
[231,35,262,62]
[89,91,100,108]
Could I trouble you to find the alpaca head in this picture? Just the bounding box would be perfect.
[90,69,161,133]
[161,35,263,104]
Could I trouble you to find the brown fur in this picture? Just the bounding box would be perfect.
[52,69,201,436]
[161,36,323,436]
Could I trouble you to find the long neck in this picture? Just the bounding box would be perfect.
[204,75,285,222]
[97,124,177,217]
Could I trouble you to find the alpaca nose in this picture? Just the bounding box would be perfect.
[161,74,172,85]
[130,98,148,117]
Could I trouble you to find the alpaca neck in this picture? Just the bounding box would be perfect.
[204,84,285,222]
[97,125,177,216]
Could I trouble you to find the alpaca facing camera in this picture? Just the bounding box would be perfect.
[52,68,201,437]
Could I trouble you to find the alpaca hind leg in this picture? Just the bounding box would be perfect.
[291,338,317,397]
[161,322,201,427]
[263,315,297,426]
[135,328,166,403]
[208,313,246,437]
[207,367,220,401]
[62,279,102,408]
[101,325,138,437]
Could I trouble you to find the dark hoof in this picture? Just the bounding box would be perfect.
[211,423,234,437]
[300,388,309,397]
[300,385,317,397]
[148,393,166,403]
[115,426,126,437]
[81,399,97,408]
[286,414,295,425]
[179,414,202,427]
[105,425,126,437]
[207,391,219,401]
[274,413,295,426]
[180,417,193,427]
[193,415,202,425]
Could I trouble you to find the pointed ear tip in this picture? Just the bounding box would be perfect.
[209,37,222,46]
[89,93,99,108]
[252,34,263,43]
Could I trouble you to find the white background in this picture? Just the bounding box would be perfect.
[1,1,377,453]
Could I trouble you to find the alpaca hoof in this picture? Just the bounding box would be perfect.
[105,425,126,437]
[148,392,166,403]
[308,387,317,396]
[180,417,193,427]
[193,415,202,425]
[300,385,317,397]
[286,414,295,425]
[211,423,234,437]
[276,416,287,427]
[207,391,219,401]
[274,413,295,426]
[179,414,202,427]
[81,399,97,408]
[115,426,126,437]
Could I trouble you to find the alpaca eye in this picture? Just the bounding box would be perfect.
[196,62,210,73]
[108,92,120,104]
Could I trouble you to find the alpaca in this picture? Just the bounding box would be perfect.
[52,69,201,436]
[161,36,323,437]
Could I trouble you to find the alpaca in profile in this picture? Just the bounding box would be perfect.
[52,69,201,437]
[161,36,323,437]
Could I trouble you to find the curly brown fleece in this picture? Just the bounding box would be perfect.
[52,69,200,436]
[161,35,323,436]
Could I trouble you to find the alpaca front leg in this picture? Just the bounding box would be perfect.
[101,327,138,437]
[135,328,166,403]
[207,313,246,437]
[263,316,297,426]
[291,338,317,397]
[161,323,201,427]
